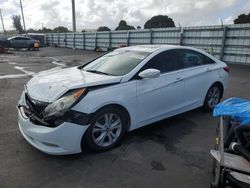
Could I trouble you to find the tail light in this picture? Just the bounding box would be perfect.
[223,66,230,73]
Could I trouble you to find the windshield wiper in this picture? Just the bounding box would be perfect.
[85,69,113,76]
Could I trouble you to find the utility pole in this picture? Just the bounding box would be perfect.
[72,0,76,32]
[0,8,5,35]
[19,0,26,33]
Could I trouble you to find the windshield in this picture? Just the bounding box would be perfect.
[83,50,151,76]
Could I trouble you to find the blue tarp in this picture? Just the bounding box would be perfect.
[213,98,250,125]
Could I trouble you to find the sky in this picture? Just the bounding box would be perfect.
[0,0,250,32]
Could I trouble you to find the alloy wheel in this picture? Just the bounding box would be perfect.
[92,113,122,147]
[207,86,220,108]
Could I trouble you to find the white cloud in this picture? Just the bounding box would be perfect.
[0,0,249,32]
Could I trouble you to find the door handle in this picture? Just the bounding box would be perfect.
[175,77,183,82]
[206,68,212,72]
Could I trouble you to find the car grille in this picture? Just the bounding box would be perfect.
[25,93,48,118]
[23,93,88,127]
[23,93,54,126]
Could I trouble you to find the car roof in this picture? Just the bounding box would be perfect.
[115,45,198,53]
[8,36,32,40]
[8,36,16,40]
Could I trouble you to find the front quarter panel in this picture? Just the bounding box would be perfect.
[71,81,137,130]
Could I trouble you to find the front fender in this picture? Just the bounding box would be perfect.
[71,81,137,130]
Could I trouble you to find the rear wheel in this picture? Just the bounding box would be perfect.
[83,107,127,152]
[28,44,33,51]
[203,84,222,111]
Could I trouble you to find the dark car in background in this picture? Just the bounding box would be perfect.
[7,36,40,50]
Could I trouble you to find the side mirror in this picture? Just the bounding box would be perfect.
[138,69,160,79]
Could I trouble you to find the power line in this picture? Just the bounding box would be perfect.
[21,6,41,11]
[23,1,44,9]
[22,0,41,7]
[11,0,19,7]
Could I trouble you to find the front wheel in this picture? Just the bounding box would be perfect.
[83,107,127,152]
[203,84,222,112]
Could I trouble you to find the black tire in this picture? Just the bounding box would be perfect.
[83,106,128,152]
[203,84,222,112]
[28,44,33,50]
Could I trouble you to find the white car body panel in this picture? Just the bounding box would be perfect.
[18,45,229,155]
[182,64,221,107]
[26,67,122,102]
[72,81,138,130]
[136,71,185,125]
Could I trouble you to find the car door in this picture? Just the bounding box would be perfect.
[23,37,33,48]
[11,37,23,48]
[177,49,219,108]
[136,50,185,127]
[9,37,17,48]
[19,37,25,48]
[19,37,29,48]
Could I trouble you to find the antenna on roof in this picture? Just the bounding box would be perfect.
[220,18,224,28]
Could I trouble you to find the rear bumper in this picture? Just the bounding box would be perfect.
[18,107,90,155]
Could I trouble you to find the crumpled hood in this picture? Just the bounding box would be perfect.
[26,67,122,102]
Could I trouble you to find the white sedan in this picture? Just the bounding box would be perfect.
[17,45,229,155]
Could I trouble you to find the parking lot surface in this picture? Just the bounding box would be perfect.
[0,47,249,188]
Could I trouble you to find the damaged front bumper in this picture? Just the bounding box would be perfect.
[17,91,90,155]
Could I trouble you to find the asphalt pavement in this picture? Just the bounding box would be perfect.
[0,47,249,188]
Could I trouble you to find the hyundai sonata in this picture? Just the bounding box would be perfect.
[17,45,229,155]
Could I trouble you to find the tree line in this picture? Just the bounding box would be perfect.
[11,13,250,34]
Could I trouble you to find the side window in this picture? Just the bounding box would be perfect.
[15,37,23,40]
[179,49,215,68]
[203,55,215,65]
[179,50,203,68]
[142,50,183,73]
[23,37,31,40]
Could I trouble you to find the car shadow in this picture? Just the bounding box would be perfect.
[32,108,212,162]
[43,108,209,160]
[19,108,214,185]
[122,108,202,151]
